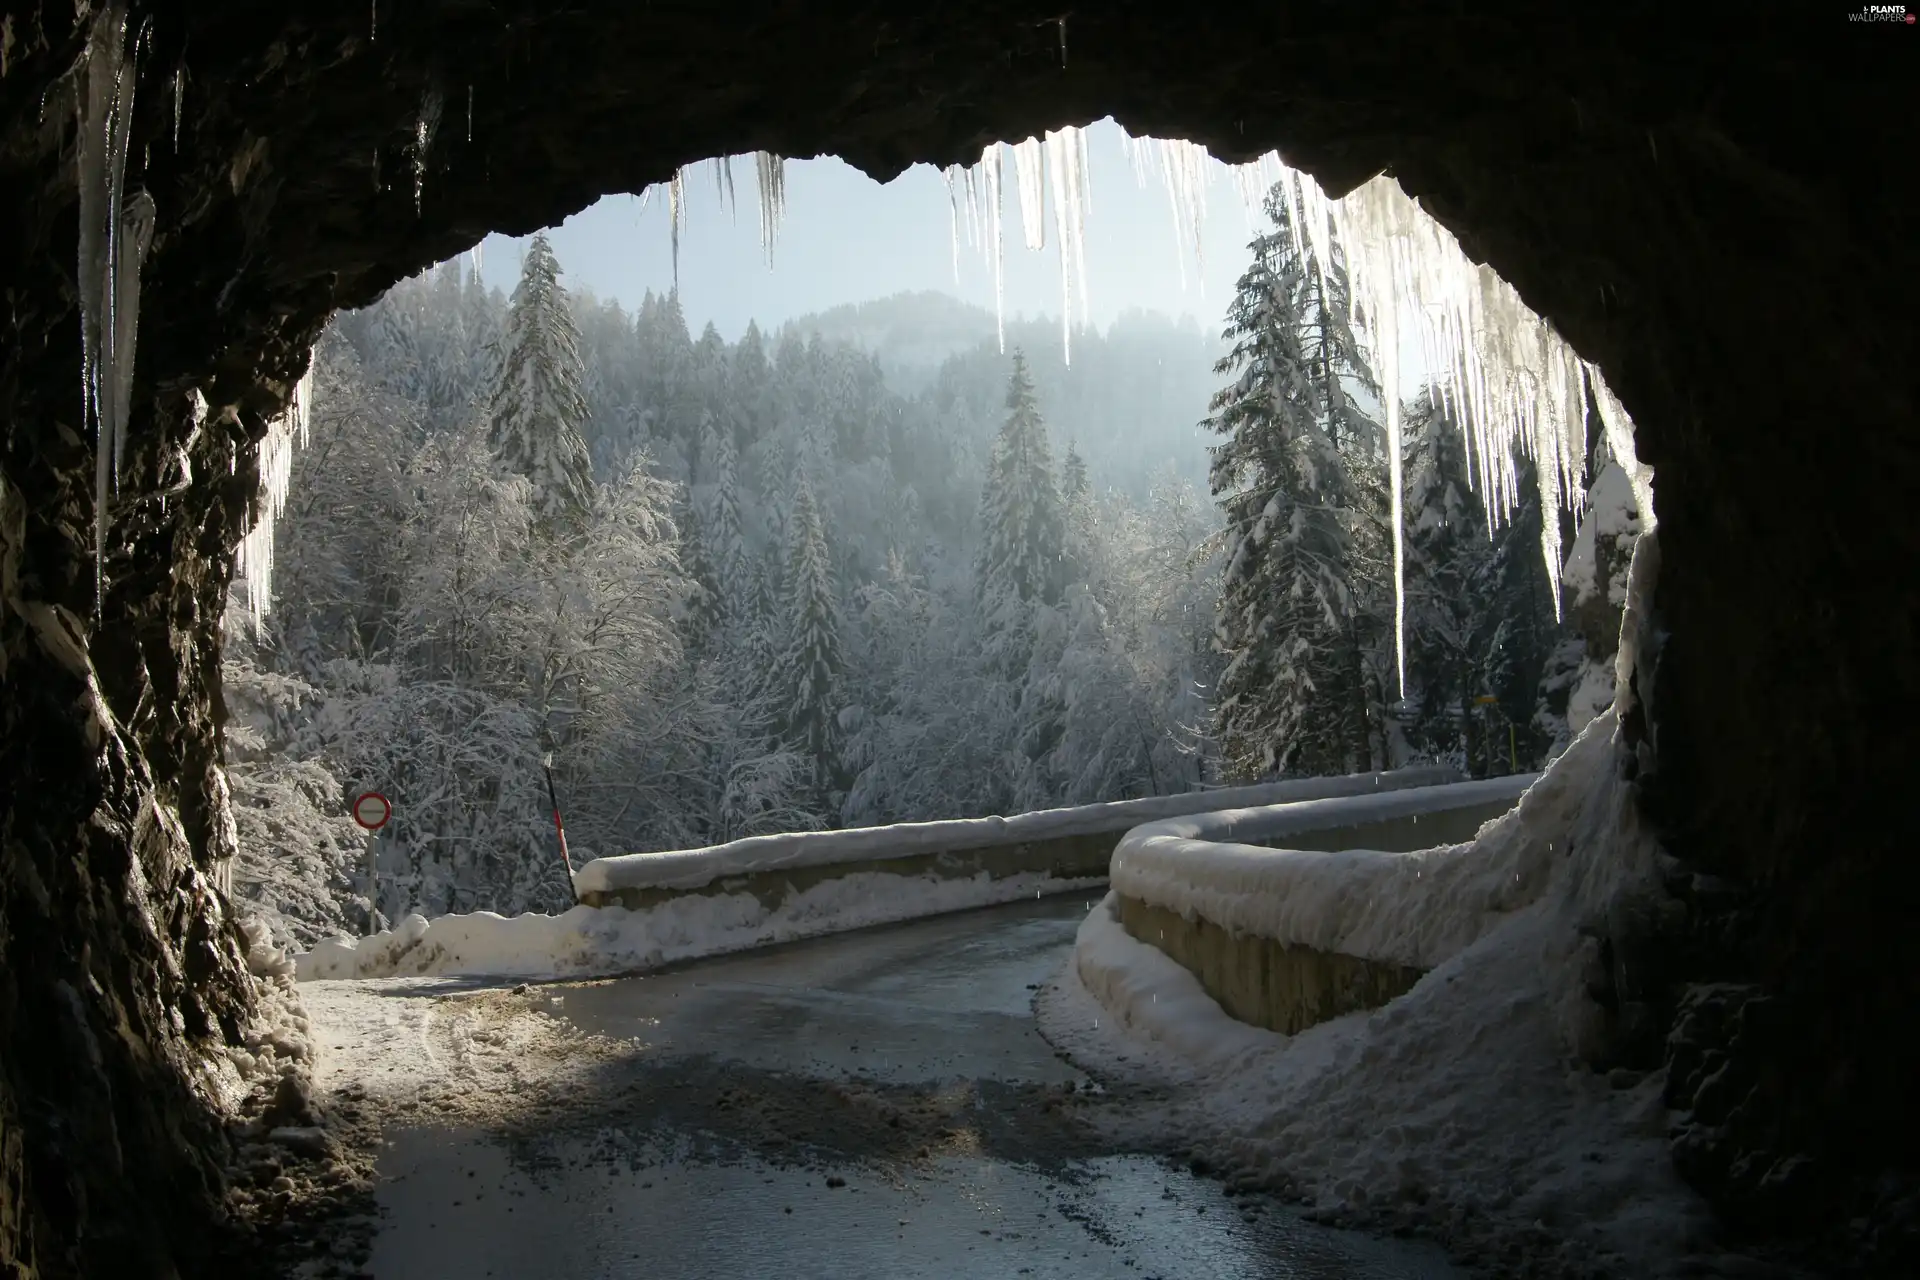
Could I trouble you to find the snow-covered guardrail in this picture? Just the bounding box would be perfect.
[295,767,1457,982]
[571,766,1461,908]
[1083,773,1539,1038]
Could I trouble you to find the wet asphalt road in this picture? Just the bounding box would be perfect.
[366,894,1462,1279]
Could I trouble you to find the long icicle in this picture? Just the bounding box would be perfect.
[983,143,1006,352]
[754,151,786,265]
[78,3,142,614]
[1045,129,1074,363]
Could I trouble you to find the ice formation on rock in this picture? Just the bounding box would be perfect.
[77,2,149,612]
[235,365,314,626]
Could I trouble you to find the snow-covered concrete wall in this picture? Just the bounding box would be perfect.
[295,768,1457,982]
[574,766,1458,905]
[1096,773,1537,1035]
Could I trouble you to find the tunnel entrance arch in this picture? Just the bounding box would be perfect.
[1,5,1912,1275]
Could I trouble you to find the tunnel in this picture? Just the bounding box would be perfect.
[0,3,1914,1274]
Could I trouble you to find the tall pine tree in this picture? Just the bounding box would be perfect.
[976,352,1068,628]
[1206,189,1381,780]
[774,479,844,800]
[486,233,596,537]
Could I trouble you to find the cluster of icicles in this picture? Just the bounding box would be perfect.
[76,4,311,627]
[76,0,1649,692]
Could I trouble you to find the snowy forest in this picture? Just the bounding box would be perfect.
[229,184,1642,946]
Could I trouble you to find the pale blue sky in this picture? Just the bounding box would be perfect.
[474,119,1261,342]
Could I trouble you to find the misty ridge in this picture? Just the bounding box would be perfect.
[226,224,1596,945]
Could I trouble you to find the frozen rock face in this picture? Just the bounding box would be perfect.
[0,3,1911,1275]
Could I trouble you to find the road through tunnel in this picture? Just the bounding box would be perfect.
[0,3,1913,1275]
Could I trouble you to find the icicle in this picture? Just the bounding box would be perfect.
[466,84,473,143]
[669,165,687,285]
[721,154,737,223]
[469,240,484,275]
[77,3,142,613]
[1067,128,1091,326]
[1375,240,1407,695]
[1012,137,1045,251]
[171,64,184,150]
[370,0,377,42]
[1586,365,1657,533]
[942,164,963,287]
[754,151,786,265]
[236,364,314,627]
[1045,131,1073,362]
[983,143,1006,353]
[1154,139,1210,294]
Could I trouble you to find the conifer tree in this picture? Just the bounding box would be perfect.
[1205,189,1380,779]
[699,410,747,616]
[679,501,723,656]
[774,479,844,798]
[1062,440,1089,504]
[976,352,1068,626]
[486,233,596,536]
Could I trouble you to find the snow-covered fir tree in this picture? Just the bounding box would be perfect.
[699,408,748,605]
[774,478,845,800]
[487,233,597,537]
[1062,440,1089,503]
[1205,189,1381,780]
[976,352,1068,629]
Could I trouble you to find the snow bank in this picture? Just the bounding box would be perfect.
[1109,773,1543,969]
[295,867,1102,982]
[1053,711,1709,1275]
[575,766,1457,896]
[1073,890,1283,1075]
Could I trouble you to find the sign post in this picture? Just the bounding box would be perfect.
[542,752,579,905]
[351,791,392,935]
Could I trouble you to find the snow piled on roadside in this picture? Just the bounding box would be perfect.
[1048,708,1715,1277]
[296,868,1104,981]
[1109,773,1539,970]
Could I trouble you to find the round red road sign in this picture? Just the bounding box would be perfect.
[351,791,392,831]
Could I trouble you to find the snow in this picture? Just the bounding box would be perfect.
[1107,773,1538,969]
[294,867,1103,982]
[1049,712,1712,1276]
[576,766,1458,897]
[1071,890,1282,1074]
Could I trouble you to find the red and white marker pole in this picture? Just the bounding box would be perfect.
[542,754,578,903]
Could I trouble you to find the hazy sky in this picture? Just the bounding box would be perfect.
[474,119,1260,342]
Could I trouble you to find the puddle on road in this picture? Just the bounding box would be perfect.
[371,1127,1461,1280]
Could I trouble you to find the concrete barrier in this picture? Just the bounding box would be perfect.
[573,767,1461,915]
[1103,774,1537,1036]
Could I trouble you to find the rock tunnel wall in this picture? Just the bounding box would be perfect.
[0,2,1913,1273]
